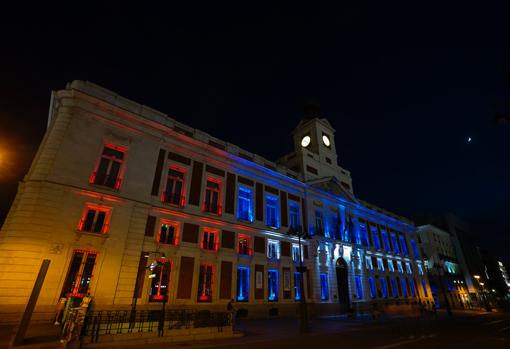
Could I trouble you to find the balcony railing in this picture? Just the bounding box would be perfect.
[238,246,252,256]
[162,192,185,207]
[203,202,222,215]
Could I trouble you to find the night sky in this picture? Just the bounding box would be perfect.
[1,2,509,261]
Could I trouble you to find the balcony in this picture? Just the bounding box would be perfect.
[162,192,185,207]
[238,246,253,257]
[203,201,222,215]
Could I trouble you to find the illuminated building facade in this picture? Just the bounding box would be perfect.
[417,224,470,308]
[0,81,432,322]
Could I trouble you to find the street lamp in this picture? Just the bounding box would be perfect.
[430,257,452,317]
[473,275,491,312]
[287,226,310,333]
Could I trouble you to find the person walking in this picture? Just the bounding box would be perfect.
[227,299,236,328]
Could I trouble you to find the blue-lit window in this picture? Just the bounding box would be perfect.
[294,272,302,301]
[417,264,424,275]
[397,261,403,274]
[236,266,250,302]
[391,234,400,254]
[421,279,428,297]
[391,278,398,298]
[377,258,384,271]
[292,244,301,263]
[368,277,376,299]
[371,227,381,249]
[315,210,324,236]
[399,236,408,256]
[411,239,419,258]
[401,278,408,298]
[354,275,363,299]
[237,187,254,222]
[388,260,395,273]
[365,256,373,270]
[268,270,278,301]
[381,230,391,251]
[320,273,329,301]
[360,225,369,247]
[265,195,279,228]
[268,240,280,260]
[289,202,300,229]
[405,262,412,274]
[409,279,416,297]
[330,214,341,240]
[380,278,388,298]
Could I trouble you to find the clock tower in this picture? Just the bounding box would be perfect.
[279,103,354,194]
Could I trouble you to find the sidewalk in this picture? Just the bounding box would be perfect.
[0,323,61,349]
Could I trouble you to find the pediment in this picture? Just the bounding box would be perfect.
[308,176,357,203]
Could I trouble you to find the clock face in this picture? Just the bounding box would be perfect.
[322,135,331,147]
[301,135,311,147]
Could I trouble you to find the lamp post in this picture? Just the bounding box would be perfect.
[474,275,491,312]
[430,258,452,317]
[287,226,310,333]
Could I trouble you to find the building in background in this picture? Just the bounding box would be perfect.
[416,225,470,309]
[0,81,432,323]
[478,249,510,307]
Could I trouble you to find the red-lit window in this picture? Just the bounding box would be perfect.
[238,234,252,256]
[162,167,185,207]
[149,259,172,302]
[78,205,111,234]
[203,179,221,215]
[89,144,126,190]
[202,230,218,251]
[197,264,214,302]
[61,250,97,298]
[158,221,179,245]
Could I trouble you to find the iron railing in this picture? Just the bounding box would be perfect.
[81,309,231,343]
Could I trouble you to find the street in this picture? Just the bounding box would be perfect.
[110,311,510,349]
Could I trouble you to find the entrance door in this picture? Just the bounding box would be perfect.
[336,257,350,307]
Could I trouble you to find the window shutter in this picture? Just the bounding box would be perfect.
[224,173,236,214]
[255,182,263,221]
[254,264,264,299]
[254,236,266,254]
[219,261,233,299]
[188,161,203,206]
[177,256,195,299]
[144,215,156,237]
[221,230,235,249]
[182,223,199,243]
[303,245,309,259]
[280,191,288,227]
[281,241,291,257]
[151,149,166,196]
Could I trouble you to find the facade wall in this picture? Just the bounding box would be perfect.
[0,81,433,323]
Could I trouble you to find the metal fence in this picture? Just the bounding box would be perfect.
[81,309,231,343]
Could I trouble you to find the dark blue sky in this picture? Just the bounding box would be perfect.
[1,2,509,261]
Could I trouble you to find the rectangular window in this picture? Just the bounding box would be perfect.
[238,234,251,256]
[391,278,398,298]
[90,144,126,189]
[409,279,416,297]
[268,240,280,260]
[421,278,428,297]
[78,206,110,234]
[61,250,97,298]
[268,269,278,301]
[411,239,419,258]
[202,230,218,251]
[381,230,391,251]
[391,234,400,254]
[237,187,254,222]
[289,202,300,229]
[163,167,185,206]
[397,261,404,274]
[401,278,408,298]
[315,210,324,236]
[399,236,409,256]
[388,260,395,273]
[197,264,213,302]
[236,266,250,302]
[380,278,388,298]
[330,213,341,240]
[365,256,373,270]
[158,221,179,245]
[360,225,369,247]
[265,195,279,228]
[417,264,424,275]
[320,273,329,301]
[371,227,381,249]
[204,179,221,215]
[369,277,376,299]
[292,244,301,263]
[149,259,171,302]
[405,262,412,274]
[354,275,363,299]
[377,258,384,272]
[294,272,302,301]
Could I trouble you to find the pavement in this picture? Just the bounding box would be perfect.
[1,309,508,349]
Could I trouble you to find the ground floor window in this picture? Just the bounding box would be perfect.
[409,279,416,297]
[268,269,278,301]
[421,278,428,297]
[294,272,302,301]
[368,277,376,299]
[320,273,329,301]
[149,259,171,302]
[380,278,388,298]
[61,250,97,298]
[400,278,408,298]
[391,278,398,298]
[197,264,214,302]
[354,275,363,299]
[236,266,250,302]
